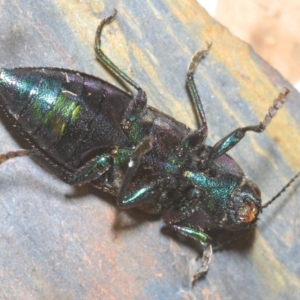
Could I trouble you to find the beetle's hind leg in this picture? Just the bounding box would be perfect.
[66,154,112,186]
[0,148,112,187]
[0,149,32,164]
[0,148,73,183]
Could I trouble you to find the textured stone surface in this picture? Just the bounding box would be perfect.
[0,1,299,299]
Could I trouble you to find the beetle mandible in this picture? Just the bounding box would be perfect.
[0,11,298,281]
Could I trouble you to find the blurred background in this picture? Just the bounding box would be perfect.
[198,0,300,91]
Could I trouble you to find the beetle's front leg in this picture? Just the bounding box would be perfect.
[194,244,213,281]
[169,222,212,280]
[163,196,213,280]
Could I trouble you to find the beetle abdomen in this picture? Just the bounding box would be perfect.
[0,68,132,165]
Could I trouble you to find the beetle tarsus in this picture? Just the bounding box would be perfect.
[0,149,33,164]
[193,244,213,283]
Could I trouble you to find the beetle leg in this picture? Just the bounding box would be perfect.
[118,177,173,208]
[187,43,212,130]
[95,11,148,136]
[117,135,176,208]
[0,148,76,183]
[169,222,212,279]
[66,154,111,185]
[0,149,112,186]
[117,135,156,208]
[193,244,213,281]
[118,119,182,208]
[94,10,141,91]
[208,88,290,162]
[0,149,32,164]
[163,198,213,279]
[163,201,209,274]
[182,126,207,152]
[121,89,147,128]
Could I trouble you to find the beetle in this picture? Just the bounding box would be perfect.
[0,11,298,280]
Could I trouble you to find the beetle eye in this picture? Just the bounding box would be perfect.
[236,202,258,223]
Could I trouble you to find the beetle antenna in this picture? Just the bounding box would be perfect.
[262,171,300,209]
